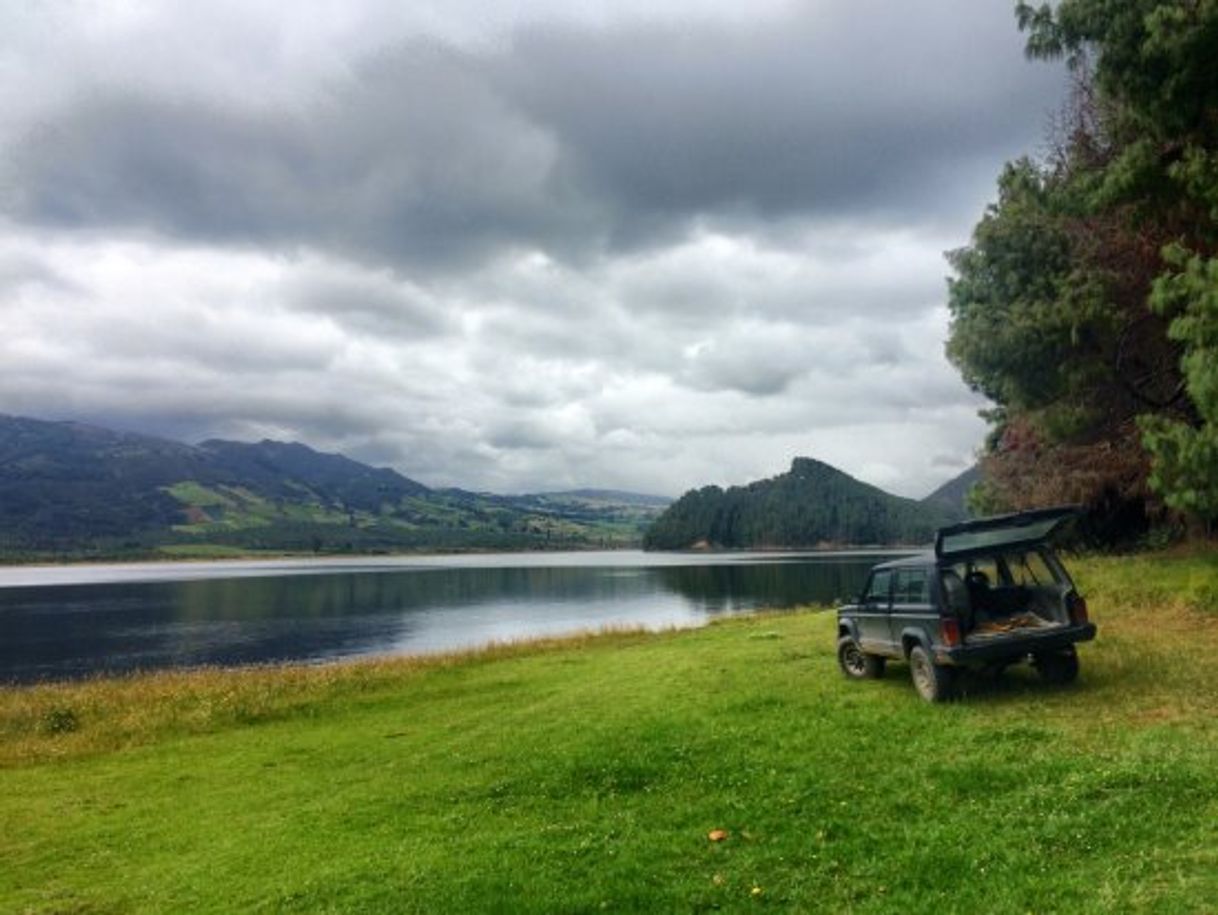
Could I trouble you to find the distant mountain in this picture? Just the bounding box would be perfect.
[0,414,667,559]
[643,457,956,550]
[920,465,978,521]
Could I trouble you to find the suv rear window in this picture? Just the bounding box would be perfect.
[936,506,1077,559]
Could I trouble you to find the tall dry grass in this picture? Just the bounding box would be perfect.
[0,626,659,766]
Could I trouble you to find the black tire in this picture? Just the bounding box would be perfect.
[1035,647,1080,685]
[837,636,885,679]
[908,645,955,702]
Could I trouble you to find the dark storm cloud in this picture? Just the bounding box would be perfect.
[486,418,565,451]
[500,2,1062,239]
[4,49,592,270]
[1,2,1061,271]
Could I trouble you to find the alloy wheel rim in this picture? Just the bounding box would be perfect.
[844,645,866,675]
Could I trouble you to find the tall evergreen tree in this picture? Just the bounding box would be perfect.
[946,1,1218,536]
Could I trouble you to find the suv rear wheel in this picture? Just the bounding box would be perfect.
[909,645,955,702]
[1034,647,1079,685]
[837,636,885,679]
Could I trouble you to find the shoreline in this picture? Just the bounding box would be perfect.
[0,614,751,695]
[0,621,651,694]
[0,542,639,569]
[0,546,911,589]
[0,541,918,571]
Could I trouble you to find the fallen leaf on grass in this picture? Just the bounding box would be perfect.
[707,829,728,842]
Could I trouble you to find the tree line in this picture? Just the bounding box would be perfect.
[947,1,1218,541]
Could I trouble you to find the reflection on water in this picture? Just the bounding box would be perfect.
[0,552,897,683]
[655,560,879,612]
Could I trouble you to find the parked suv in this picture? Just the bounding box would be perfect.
[836,506,1096,702]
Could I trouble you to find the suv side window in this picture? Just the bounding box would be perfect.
[893,569,930,605]
[863,570,892,606]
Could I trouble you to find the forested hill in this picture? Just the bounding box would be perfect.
[922,465,979,518]
[643,458,961,550]
[0,414,668,558]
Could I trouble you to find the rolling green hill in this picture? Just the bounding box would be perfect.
[0,414,668,559]
[644,457,960,550]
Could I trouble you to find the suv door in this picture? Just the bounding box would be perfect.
[889,567,935,647]
[856,569,894,653]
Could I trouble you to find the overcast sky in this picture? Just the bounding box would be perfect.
[0,1,1065,498]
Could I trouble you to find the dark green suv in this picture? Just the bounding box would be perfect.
[835,506,1096,702]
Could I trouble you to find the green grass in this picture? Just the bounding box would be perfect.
[2,552,1217,912]
[163,481,236,509]
[165,481,355,533]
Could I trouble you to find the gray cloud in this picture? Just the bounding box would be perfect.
[0,252,83,297]
[679,322,812,396]
[281,264,457,340]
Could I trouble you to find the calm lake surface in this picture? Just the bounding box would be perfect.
[0,550,909,684]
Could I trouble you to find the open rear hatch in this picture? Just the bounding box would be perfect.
[935,505,1080,561]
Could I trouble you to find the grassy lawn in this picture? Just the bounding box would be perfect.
[2,552,1216,912]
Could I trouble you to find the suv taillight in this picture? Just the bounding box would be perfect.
[1068,593,1089,625]
[940,617,961,647]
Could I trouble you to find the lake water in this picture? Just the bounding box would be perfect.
[0,550,908,684]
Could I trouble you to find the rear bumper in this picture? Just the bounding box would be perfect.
[938,623,1096,666]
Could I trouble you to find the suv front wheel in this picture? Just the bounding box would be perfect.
[837,636,885,679]
[909,645,955,702]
